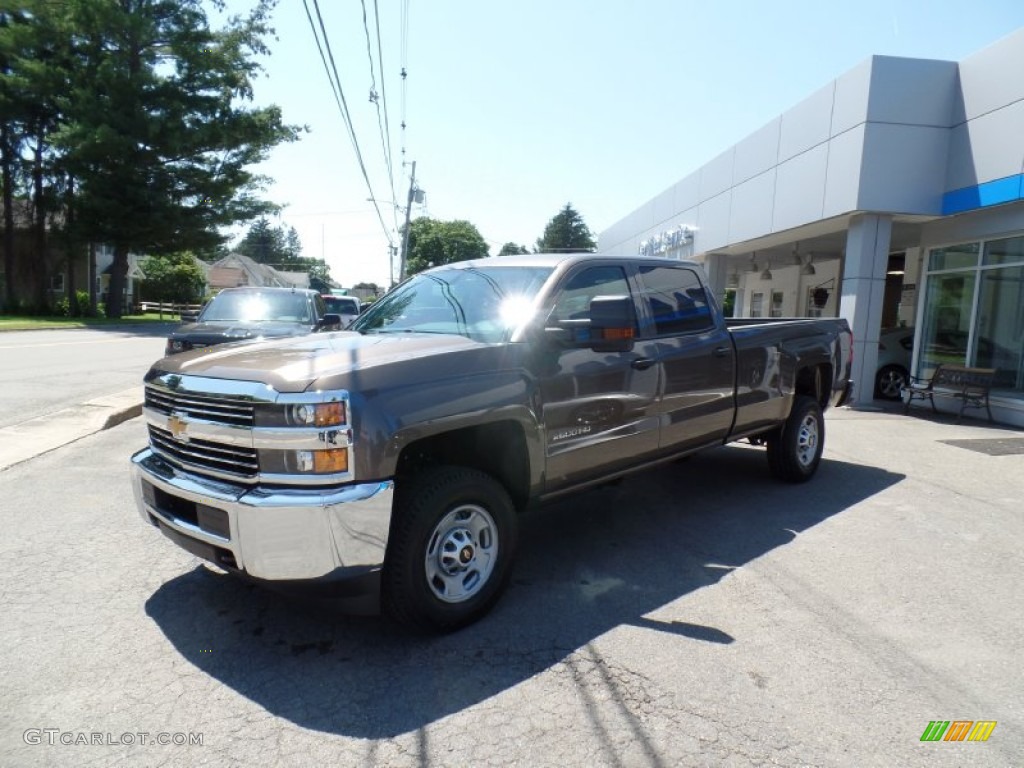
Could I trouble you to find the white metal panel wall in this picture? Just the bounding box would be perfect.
[729,170,776,244]
[699,148,735,202]
[672,173,700,213]
[946,101,1024,189]
[954,26,1024,123]
[773,145,829,232]
[733,118,781,185]
[697,193,731,252]
[866,57,958,127]
[858,123,951,213]
[946,28,1024,191]
[778,82,835,162]
[831,59,872,137]
[823,125,865,218]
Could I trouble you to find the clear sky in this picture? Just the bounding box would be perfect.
[220,0,1024,288]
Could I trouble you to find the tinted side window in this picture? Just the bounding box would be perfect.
[638,266,713,335]
[314,294,326,318]
[551,266,634,328]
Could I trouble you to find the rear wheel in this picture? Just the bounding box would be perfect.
[383,466,517,632]
[767,395,825,482]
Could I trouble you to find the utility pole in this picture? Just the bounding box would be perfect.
[399,160,417,282]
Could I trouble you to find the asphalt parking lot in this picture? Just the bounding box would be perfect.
[0,404,1022,767]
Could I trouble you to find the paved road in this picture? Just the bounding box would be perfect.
[0,326,171,429]
[1,409,1021,767]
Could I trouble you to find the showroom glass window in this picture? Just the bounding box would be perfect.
[921,236,1024,393]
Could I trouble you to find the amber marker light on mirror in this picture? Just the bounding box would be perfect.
[602,328,635,340]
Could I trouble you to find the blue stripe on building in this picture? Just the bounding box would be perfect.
[942,173,1024,215]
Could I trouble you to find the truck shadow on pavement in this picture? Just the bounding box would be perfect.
[145,443,903,739]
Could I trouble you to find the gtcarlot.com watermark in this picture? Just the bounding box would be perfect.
[24,729,203,747]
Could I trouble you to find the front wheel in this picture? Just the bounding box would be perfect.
[767,395,825,482]
[875,365,908,400]
[383,466,518,632]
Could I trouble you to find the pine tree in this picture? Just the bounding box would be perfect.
[51,0,300,317]
[535,203,596,254]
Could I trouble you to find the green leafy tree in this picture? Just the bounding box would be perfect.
[496,242,530,256]
[535,203,596,253]
[405,217,489,276]
[140,252,206,311]
[353,281,379,292]
[47,0,301,318]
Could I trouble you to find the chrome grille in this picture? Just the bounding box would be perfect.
[146,386,254,427]
[149,425,258,480]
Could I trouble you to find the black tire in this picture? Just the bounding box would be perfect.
[875,364,909,400]
[383,466,518,632]
[767,395,825,482]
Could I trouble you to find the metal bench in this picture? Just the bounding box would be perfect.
[902,363,996,423]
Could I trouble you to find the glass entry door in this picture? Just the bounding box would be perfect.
[919,272,976,376]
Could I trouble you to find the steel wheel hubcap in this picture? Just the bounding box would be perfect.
[425,504,498,603]
[796,414,819,467]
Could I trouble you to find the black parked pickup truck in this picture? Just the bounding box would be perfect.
[164,286,342,355]
[132,253,853,631]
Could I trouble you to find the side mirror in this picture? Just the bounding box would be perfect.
[320,313,342,329]
[544,295,636,351]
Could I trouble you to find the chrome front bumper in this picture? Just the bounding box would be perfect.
[131,448,394,583]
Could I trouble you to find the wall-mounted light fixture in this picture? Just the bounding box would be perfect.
[760,258,773,281]
[801,253,816,276]
[747,252,759,272]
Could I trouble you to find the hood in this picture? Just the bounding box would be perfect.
[170,320,311,344]
[154,331,494,393]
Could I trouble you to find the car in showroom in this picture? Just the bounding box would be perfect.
[875,326,915,400]
[164,286,342,355]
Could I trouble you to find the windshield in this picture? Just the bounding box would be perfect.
[199,291,312,323]
[351,266,553,342]
[323,296,360,315]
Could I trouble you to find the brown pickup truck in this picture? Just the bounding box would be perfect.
[132,253,853,631]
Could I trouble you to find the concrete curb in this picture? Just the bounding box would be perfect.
[0,388,143,472]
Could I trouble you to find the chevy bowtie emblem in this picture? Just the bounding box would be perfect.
[168,413,190,442]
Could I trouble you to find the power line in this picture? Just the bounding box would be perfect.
[400,0,410,169]
[301,0,394,247]
[363,0,398,233]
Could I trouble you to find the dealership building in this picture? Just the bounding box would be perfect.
[599,27,1024,427]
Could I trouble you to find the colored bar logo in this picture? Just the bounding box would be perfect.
[921,720,997,742]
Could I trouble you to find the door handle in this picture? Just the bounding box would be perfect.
[631,357,655,370]
[713,346,730,357]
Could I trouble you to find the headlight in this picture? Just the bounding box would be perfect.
[287,402,344,426]
[256,401,346,427]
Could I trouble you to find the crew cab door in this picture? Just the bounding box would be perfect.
[634,264,736,451]
[532,264,661,493]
